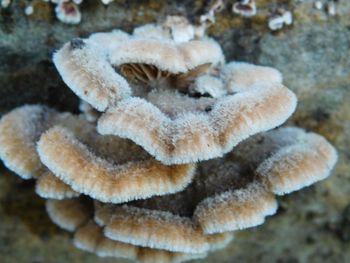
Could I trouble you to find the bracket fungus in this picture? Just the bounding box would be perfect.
[0,18,338,263]
[0,104,195,204]
[36,171,80,200]
[37,125,195,204]
[0,105,87,180]
[46,197,93,232]
[46,197,233,263]
[99,127,336,253]
[54,22,297,165]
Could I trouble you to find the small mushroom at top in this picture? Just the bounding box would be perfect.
[232,0,257,17]
[268,8,293,31]
[55,1,82,25]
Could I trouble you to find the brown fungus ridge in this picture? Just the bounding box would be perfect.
[53,24,297,165]
[0,104,91,179]
[108,37,223,75]
[46,197,93,232]
[94,201,116,227]
[35,170,80,200]
[37,123,196,204]
[74,221,209,263]
[255,128,338,195]
[53,39,132,111]
[53,27,223,112]
[74,221,138,261]
[98,81,297,165]
[103,127,337,252]
[94,201,234,254]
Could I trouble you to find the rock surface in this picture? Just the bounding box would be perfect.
[1,0,350,262]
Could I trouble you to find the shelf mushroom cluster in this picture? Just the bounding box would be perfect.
[0,18,338,263]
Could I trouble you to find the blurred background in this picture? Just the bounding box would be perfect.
[0,0,349,262]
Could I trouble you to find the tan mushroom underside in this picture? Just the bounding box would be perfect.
[119,62,211,91]
[105,206,209,254]
[36,171,80,200]
[74,221,208,263]
[46,198,92,232]
[38,126,195,204]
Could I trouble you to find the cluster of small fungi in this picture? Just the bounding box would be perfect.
[0,17,338,263]
[3,0,339,31]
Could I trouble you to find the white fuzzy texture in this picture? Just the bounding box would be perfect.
[133,24,172,40]
[191,75,227,98]
[0,104,95,179]
[105,206,210,254]
[163,16,196,43]
[98,83,297,165]
[109,38,223,74]
[55,1,81,25]
[97,126,337,243]
[222,61,283,92]
[257,129,338,195]
[37,126,195,203]
[194,183,278,234]
[0,105,52,179]
[169,24,195,43]
[89,30,130,51]
[53,40,131,111]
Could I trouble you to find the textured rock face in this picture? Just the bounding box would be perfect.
[0,0,349,262]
